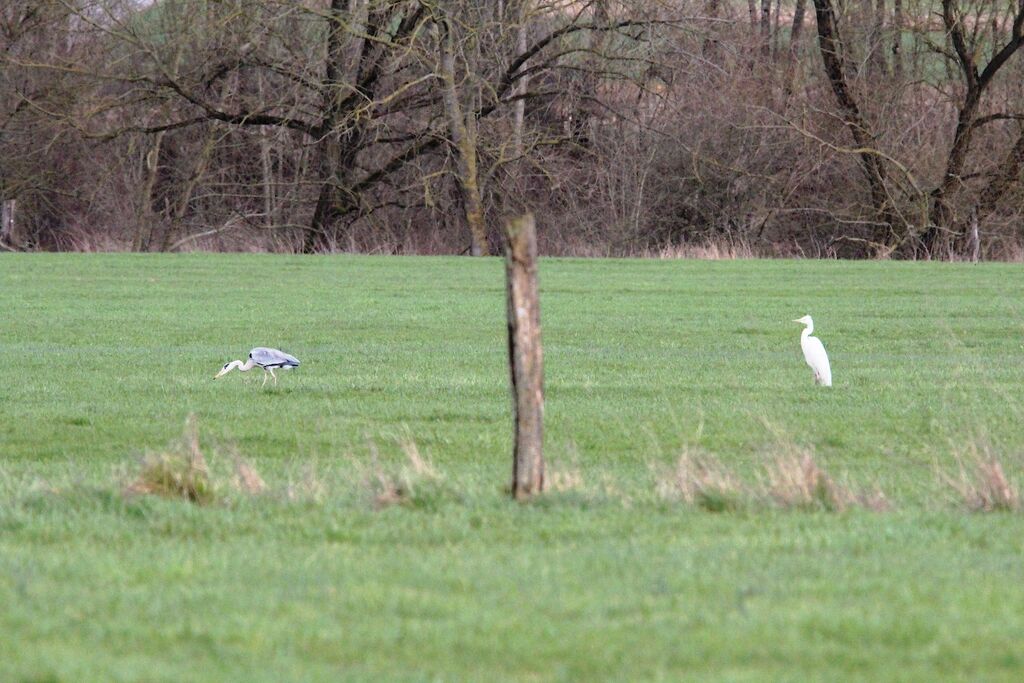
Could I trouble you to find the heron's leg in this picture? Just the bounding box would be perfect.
[261,371,269,388]
[270,368,278,386]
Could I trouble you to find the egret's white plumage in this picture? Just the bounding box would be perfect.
[215,347,300,386]
[793,315,831,386]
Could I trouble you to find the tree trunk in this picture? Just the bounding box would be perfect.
[761,0,773,54]
[926,91,981,254]
[301,2,426,253]
[968,206,980,263]
[870,0,887,75]
[785,0,809,94]
[773,0,783,56]
[513,4,528,157]
[0,199,17,249]
[306,137,351,254]
[303,0,369,253]
[812,0,898,253]
[569,0,609,147]
[162,71,237,252]
[923,0,1024,256]
[792,0,807,45]
[440,18,489,256]
[702,0,722,60]
[974,128,1024,217]
[258,71,278,231]
[133,130,166,252]
[892,0,903,77]
[161,131,216,252]
[504,213,544,499]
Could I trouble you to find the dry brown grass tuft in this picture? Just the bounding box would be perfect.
[231,449,266,495]
[656,449,747,512]
[124,415,266,504]
[546,451,585,494]
[399,439,439,480]
[655,445,880,514]
[365,439,444,510]
[941,442,1020,512]
[546,467,585,493]
[764,450,848,511]
[284,463,327,503]
[652,241,757,260]
[763,448,890,512]
[124,415,214,504]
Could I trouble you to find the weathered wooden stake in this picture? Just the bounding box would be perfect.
[504,213,544,499]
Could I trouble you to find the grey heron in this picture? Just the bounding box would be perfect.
[215,347,300,387]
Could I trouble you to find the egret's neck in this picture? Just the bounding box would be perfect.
[801,322,814,338]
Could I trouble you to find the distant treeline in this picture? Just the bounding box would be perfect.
[1,1,1023,258]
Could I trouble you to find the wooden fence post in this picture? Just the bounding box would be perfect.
[504,213,544,498]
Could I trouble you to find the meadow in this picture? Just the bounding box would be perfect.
[2,254,1024,681]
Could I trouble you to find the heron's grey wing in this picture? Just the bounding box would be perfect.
[249,347,299,368]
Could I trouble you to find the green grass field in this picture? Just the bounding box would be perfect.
[3,254,1024,681]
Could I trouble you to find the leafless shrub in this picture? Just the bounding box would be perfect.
[940,442,1020,512]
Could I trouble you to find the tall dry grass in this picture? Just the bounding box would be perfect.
[123,414,265,504]
[656,440,890,513]
[940,441,1020,512]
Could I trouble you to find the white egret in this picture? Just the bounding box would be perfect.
[215,347,300,387]
[793,315,831,387]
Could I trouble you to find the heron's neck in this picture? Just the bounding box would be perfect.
[231,359,257,372]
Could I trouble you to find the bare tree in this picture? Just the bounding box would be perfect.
[923,0,1024,256]
[811,0,900,253]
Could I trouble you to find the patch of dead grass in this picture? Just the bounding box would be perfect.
[656,449,747,512]
[365,439,445,510]
[124,415,213,504]
[764,450,888,512]
[124,414,265,504]
[941,441,1020,512]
